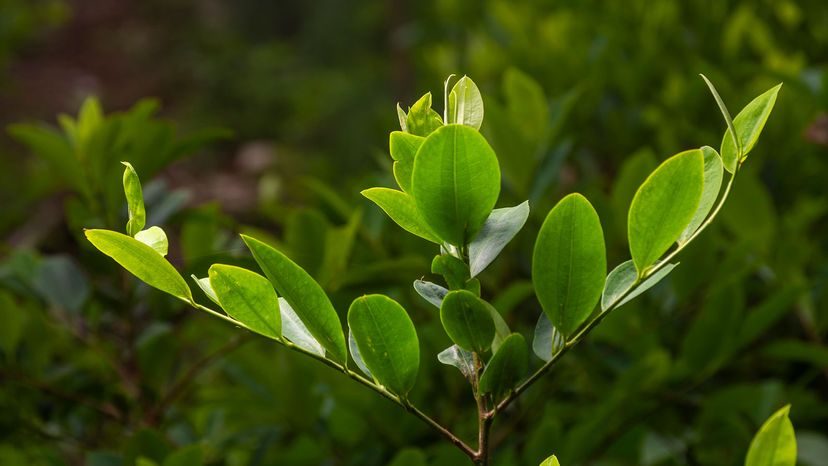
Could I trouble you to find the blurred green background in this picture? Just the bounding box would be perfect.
[1,0,826,465]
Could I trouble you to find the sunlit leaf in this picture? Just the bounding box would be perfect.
[678,146,723,244]
[361,187,441,244]
[720,83,782,173]
[389,131,424,193]
[191,275,220,306]
[447,75,484,129]
[348,294,419,396]
[279,297,325,356]
[209,264,281,339]
[533,193,606,338]
[85,229,192,301]
[122,162,146,236]
[405,92,443,137]
[134,226,168,256]
[745,405,797,466]
[469,201,530,277]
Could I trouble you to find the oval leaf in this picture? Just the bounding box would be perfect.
[677,146,723,244]
[122,161,146,236]
[208,264,281,339]
[628,149,704,274]
[411,124,501,246]
[134,226,169,256]
[362,188,441,244]
[437,344,475,381]
[478,333,528,400]
[532,313,565,362]
[469,201,530,277]
[348,294,419,396]
[721,83,782,173]
[85,229,191,301]
[745,405,796,466]
[413,279,448,309]
[191,275,220,306]
[440,290,496,353]
[601,260,678,311]
[447,75,484,129]
[348,327,372,378]
[532,193,606,338]
[279,297,325,356]
[242,235,347,364]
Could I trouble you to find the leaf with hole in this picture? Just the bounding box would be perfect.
[628,149,703,274]
[208,264,281,339]
[348,327,372,378]
[532,193,606,338]
[412,124,501,246]
[348,294,419,396]
[85,229,192,301]
[242,235,347,364]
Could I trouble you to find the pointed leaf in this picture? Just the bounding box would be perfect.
[348,294,419,396]
[478,333,528,400]
[412,124,501,246]
[191,275,220,306]
[348,327,372,378]
[242,235,347,364]
[405,92,443,137]
[678,146,723,244]
[389,131,424,193]
[208,264,281,339]
[122,161,146,236]
[134,226,168,256]
[485,300,511,354]
[745,405,796,466]
[437,345,475,381]
[628,149,704,274]
[413,280,448,308]
[447,75,484,129]
[601,260,678,311]
[721,83,782,173]
[362,188,441,243]
[440,290,496,353]
[540,455,561,466]
[85,229,192,301]
[469,201,530,277]
[396,103,408,132]
[279,297,325,356]
[532,193,606,338]
[700,74,740,158]
[532,313,565,362]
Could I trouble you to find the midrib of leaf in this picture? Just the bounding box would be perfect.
[562,206,575,332]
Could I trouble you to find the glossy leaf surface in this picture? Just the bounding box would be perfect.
[209,264,281,339]
[362,188,441,244]
[721,84,782,173]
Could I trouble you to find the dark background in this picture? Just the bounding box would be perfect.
[1,1,826,465]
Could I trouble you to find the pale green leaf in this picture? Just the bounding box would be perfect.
[411,124,501,246]
[361,187,441,244]
[396,103,408,132]
[405,92,443,137]
[628,149,704,274]
[745,405,797,466]
[437,344,475,381]
[540,455,561,466]
[242,235,347,364]
[209,264,281,339]
[279,297,325,356]
[413,279,448,308]
[601,260,678,311]
[532,313,565,362]
[85,229,192,301]
[700,74,739,159]
[122,161,146,236]
[447,75,484,129]
[191,275,220,306]
[532,193,606,338]
[440,290,496,353]
[348,327,372,378]
[478,333,528,400]
[134,226,168,256]
[469,201,530,277]
[389,131,424,193]
[678,146,723,244]
[348,294,419,396]
[721,83,782,173]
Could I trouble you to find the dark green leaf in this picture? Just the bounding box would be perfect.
[440,290,496,353]
[431,254,470,290]
[533,193,606,338]
[348,294,419,396]
[469,201,530,277]
[209,264,281,339]
[532,313,565,362]
[478,333,528,400]
[242,235,347,364]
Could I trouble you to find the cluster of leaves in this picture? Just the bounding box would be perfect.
[84,73,787,465]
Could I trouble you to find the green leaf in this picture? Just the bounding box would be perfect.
[532,193,606,338]
[721,83,782,173]
[208,264,281,339]
[504,68,549,142]
[700,74,740,159]
[162,446,203,466]
[478,333,528,400]
[469,201,530,277]
[405,92,443,137]
[447,75,484,129]
[413,279,448,308]
[85,229,192,301]
[8,124,87,196]
[242,235,347,364]
[389,131,424,193]
[411,124,501,246]
[191,275,220,306]
[539,455,561,466]
[440,290,496,353]
[279,297,325,356]
[628,149,704,274]
[122,161,146,236]
[745,405,797,466]
[437,344,475,381]
[677,146,723,244]
[134,226,168,256]
[361,187,441,244]
[396,103,408,132]
[348,294,419,396]
[348,327,372,377]
[532,313,565,362]
[431,254,470,290]
[486,300,511,353]
[600,260,678,311]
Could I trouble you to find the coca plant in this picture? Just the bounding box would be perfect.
[85,75,783,465]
